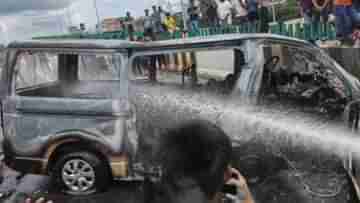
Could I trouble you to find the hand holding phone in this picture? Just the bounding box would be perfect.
[224,167,247,191]
[222,184,238,195]
[223,167,255,203]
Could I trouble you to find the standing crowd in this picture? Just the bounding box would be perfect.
[298,0,360,43]
[121,0,360,45]
[123,0,272,41]
[188,0,271,33]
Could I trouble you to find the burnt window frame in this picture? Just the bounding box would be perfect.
[9,48,127,100]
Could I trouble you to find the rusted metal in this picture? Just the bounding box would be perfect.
[110,155,129,177]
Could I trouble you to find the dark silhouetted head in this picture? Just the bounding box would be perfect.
[157,120,232,199]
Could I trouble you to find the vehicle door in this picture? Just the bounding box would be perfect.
[2,50,136,158]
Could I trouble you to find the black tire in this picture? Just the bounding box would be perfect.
[52,151,111,195]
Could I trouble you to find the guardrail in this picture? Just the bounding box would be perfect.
[33,22,337,42]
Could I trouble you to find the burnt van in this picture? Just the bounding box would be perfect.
[3,34,360,201]
[1,40,141,195]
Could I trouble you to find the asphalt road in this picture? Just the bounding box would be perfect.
[0,167,144,203]
[0,126,355,203]
[0,146,355,203]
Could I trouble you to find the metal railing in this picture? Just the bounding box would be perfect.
[33,22,337,42]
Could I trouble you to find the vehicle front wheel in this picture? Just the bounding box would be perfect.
[52,151,111,195]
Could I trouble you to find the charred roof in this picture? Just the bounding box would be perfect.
[7,39,142,50]
[7,34,312,51]
[132,33,313,52]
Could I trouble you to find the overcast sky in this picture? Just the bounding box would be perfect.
[0,0,182,44]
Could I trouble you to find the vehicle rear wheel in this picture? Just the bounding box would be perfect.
[52,151,111,195]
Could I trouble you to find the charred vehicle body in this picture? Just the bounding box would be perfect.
[1,40,142,195]
[1,35,360,201]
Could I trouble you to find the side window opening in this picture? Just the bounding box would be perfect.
[260,44,347,116]
[15,52,58,90]
[15,52,121,99]
[79,54,120,81]
[130,49,247,96]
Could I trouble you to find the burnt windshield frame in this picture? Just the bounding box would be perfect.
[259,40,352,99]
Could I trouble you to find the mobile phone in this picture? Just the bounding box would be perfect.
[222,184,237,195]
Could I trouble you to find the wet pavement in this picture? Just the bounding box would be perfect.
[0,166,144,203]
[0,145,356,203]
[232,144,356,203]
[0,170,354,203]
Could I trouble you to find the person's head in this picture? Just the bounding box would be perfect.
[158,6,162,11]
[166,12,171,17]
[158,120,232,199]
[126,11,131,17]
[152,5,157,11]
[145,9,149,16]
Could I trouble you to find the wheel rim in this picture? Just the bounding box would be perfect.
[62,159,96,193]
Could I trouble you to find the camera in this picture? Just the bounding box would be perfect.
[222,184,237,195]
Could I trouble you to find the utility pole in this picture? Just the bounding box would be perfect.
[93,0,102,32]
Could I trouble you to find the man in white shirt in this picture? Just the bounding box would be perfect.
[233,0,248,23]
[217,0,234,25]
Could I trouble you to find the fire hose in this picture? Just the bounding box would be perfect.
[273,151,347,198]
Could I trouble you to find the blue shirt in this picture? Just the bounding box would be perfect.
[247,0,258,13]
